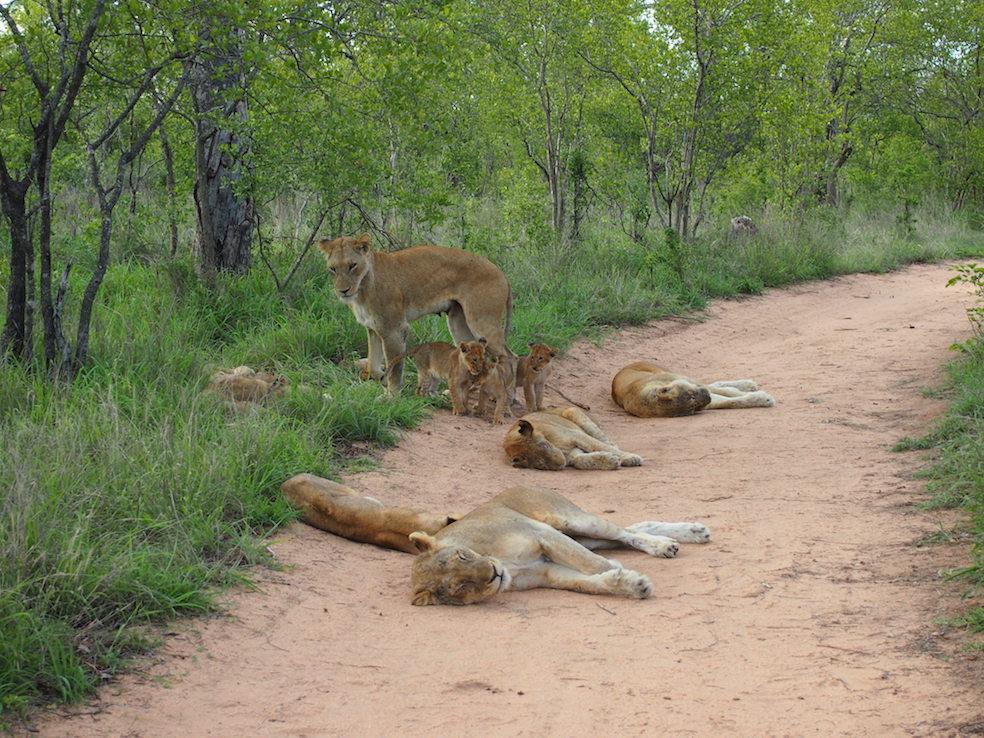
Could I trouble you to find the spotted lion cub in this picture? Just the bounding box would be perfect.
[516,342,559,411]
[387,339,491,416]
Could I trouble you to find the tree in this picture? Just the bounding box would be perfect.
[0,0,190,376]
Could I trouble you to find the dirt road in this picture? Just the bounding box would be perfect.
[37,262,983,737]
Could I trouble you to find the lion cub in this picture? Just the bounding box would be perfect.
[516,342,559,411]
[205,366,287,408]
[475,352,512,424]
[387,339,491,416]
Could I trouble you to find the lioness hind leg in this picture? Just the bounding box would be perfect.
[557,407,618,445]
[625,521,712,544]
[708,379,759,392]
[706,389,776,409]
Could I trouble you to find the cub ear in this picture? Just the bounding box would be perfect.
[409,531,438,553]
[478,337,487,345]
[412,590,439,607]
[517,419,534,437]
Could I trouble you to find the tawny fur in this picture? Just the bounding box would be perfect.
[409,486,710,606]
[281,473,453,554]
[516,342,559,412]
[611,360,776,418]
[503,406,643,471]
[318,234,514,394]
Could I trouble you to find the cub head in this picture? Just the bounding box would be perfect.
[409,532,508,606]
[504,419,567,470]
[524,342,559,373]
[458,338,488,376]
[649,379,711,416]
[318,233,372,302]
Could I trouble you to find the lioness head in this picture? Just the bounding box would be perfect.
[504,419,567,470]
[525,342,558,373]
[459,338,488,376]
[318,233,372,302]
[649,379,712,416]
[408,532,509,606]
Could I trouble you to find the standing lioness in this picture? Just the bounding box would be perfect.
[319,234,513,394]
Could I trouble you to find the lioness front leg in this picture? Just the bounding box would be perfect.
[380,329,410,394]
[532,563,652,599]
[364,331,386,382]
[625,521,712,544]
[568,448,622,471]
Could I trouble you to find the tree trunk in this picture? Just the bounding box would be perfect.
[191,30,253,279]
[0,178,31,361]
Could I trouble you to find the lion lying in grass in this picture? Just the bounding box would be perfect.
[205,366,287,409]
[611,360,776,418]
[281,477,710,605]
[503,406,642,470]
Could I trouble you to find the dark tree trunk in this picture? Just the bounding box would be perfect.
[0,178,31,361]
[191,30,254,279]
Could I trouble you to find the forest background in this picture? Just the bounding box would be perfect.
[1,0,983,720]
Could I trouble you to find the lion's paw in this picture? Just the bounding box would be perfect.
[619,452,644,467]
[623,533,679,558]
[605,568,653,599]
[749,391,776,407]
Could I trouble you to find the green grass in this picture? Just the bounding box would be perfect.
[893,262,984,644]
[1,202,983,715]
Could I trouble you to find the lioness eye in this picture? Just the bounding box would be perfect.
[328,267,336,274]
[458,551,470,561]
[347,263,356,273]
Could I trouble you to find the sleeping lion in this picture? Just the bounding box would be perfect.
[611,360,776,418]
[504,406,642,470]
[281,476,710,606]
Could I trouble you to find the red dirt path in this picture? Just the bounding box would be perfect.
[36,262,984,737]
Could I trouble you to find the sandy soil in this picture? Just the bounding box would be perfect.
[33,262,984,737]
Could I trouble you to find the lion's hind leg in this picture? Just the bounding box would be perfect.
[706,389,776,409]
[550,508,679,558]
[625,521,711,544]
[708,379,759,392]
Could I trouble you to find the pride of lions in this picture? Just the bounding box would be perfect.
[274,235,775,605]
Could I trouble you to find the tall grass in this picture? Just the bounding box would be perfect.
[895,263,984,641]
[1,202,982,717]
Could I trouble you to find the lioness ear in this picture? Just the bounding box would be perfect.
[317,238,335,254]
[412,590,439,606]
[409,531,438,553]
[518,419,534,437]
[445,515,459,525]
[355,233,371,252]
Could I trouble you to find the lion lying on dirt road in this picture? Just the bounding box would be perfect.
[504,406,643,470]
[281,477,710,605]
[281,473,454,554]
[612,360,776,418]
[409,486,710,606]
[318,234,514,394]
